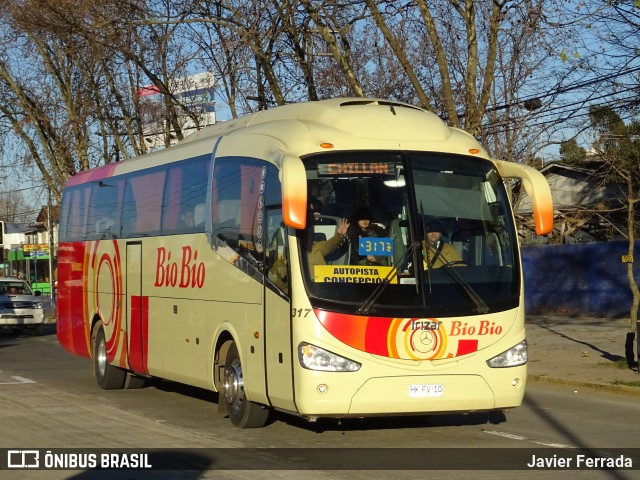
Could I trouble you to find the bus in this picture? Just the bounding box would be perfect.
[57,98,553,428]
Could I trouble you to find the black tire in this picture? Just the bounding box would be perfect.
[31,325,45,336]
[222,342,269,428]
[93,325,126,390]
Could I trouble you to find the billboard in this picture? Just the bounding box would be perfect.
[138,73,216,149]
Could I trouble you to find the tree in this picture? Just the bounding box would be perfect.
[559,139,587,164]
[588,106,640,368]
[0,191,31,223]
[0,0,627,218]
[0,0,210,202]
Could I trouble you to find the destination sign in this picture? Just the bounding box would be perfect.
[318,162,394,176]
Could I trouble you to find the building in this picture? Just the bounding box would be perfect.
[0,205,58,294]
[516,160,626,244]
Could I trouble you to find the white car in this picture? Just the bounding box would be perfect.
[0,277,45,332]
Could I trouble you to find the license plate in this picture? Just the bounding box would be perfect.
[409,384,443,398]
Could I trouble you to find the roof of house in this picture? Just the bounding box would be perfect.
[4,223,39,235]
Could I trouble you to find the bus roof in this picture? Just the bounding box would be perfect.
[65,97,488,188]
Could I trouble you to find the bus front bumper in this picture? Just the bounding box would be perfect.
[295,369,526,417]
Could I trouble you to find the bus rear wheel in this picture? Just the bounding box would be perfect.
[222,342,269,428]
[93,325,126,390]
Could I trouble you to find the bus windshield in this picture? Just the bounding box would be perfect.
[299,151,520,317]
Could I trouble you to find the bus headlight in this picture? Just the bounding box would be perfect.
[486,340,527,368]
[298,343,361,372]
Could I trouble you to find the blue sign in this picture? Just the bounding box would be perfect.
[358,237,393,256]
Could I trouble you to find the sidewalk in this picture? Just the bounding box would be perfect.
[526,315,640,397]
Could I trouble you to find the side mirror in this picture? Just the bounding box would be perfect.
[494,160,554,235]
[280,154,307,229]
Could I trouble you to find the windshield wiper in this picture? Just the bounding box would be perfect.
[431,260,489,314]
[357,241,420,315]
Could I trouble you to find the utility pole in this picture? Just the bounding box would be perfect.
[47,187,54,300]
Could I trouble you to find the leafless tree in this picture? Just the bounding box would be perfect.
[0,190,31,223]
[588,106,640,366]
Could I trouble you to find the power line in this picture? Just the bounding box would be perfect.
[492,66,640,116]
[0,184,45,195]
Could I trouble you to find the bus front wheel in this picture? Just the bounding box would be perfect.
[222,342,269,428]
[93,325,126,390]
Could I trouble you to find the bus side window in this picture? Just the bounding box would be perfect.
[266,224,289,295]
[120,171,164,236]
[87,178,123,240]
[162,156,210,233]
[193,203,205,227]
[211,157,269,268]
[66,185,91,241]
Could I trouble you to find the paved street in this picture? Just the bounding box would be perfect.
[0,321,639,479]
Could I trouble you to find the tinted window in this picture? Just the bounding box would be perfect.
[121,170,165,237]
[86,179,125,240]
[59,155,212,241]
[211,157,278,268]
[59,185,91,241]
[162,156,210,233]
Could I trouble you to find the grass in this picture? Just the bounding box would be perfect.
[613,379,640,387]
[612,358,638,370]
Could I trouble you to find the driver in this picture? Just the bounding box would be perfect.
[422,220,462,269]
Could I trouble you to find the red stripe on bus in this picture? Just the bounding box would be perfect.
[456,339,478,356]
[64,163,118,187]
[364,316,394,356]
[56,242,92,358]
[128,295,149,374]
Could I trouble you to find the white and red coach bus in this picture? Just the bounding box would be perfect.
[57,98,553,428]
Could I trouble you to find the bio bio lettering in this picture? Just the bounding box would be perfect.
[449,320,502,336]
[154,246,205,288]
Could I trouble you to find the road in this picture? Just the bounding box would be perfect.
[0,325,638,480]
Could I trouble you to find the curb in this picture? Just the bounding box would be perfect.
[528,374,640,398]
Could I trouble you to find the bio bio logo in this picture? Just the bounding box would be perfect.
[154,246,205,288]
[449,320,503,336]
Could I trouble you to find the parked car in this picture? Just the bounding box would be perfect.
[0,277,45,333]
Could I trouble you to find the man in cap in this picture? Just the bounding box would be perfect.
[422,220,463,268]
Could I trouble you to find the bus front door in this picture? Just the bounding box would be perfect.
[126,241,148,375]
[263,222,295,412]
[264,287,295,412]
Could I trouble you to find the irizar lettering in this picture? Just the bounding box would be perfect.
[410,319,441,331]
[154,246,205,288]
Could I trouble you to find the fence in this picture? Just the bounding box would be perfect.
[521,240,640,318]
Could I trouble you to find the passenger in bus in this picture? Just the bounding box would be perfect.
[181,211,195,228]
[268,257,289,294]
[347,208,385,266]
[305,197,350,266]
[95,216,115,237]
[421,220,463,268]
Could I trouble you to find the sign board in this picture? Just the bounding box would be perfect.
[23,244,50,257]
[23,244,49,253]
[313,265,398,284]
